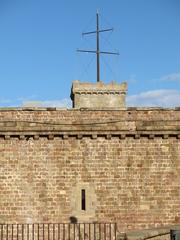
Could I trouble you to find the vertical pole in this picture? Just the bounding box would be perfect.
[94,223,96,240]
[48,224,50,240]
[11,224,13,240]
[115,223,117,240]
[104,224,106,240]
[27,224,29,240]
[1,224,3,240]
[68,224,70,240]
[84,224,85,240]
[58,224,60,240]
[22,224,24,240]
[96,12,100,82]
[42,224,44,240]
[63,224,65,240]
[89,224,91,240]
[109,223,111,240]
[53,224,55,240]
[37,224,39,240]
[17,225,18,240]
[73,224,75,240]
[6,224,8,240]
[78,224,80,240]
[32,224,34,240]
[99,224,101,240]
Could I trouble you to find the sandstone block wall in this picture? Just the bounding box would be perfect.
[71,80,127,108]
[0,108,179,232]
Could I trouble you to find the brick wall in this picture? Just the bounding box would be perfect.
[0,108,179,232]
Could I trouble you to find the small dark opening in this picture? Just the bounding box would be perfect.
[81,189,86,211]
[69,216,78,224]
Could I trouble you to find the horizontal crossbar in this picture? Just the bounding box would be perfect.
[82,28,113,35]
[77,49,119,55]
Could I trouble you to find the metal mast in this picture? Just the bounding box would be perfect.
[77,12,119,82]
[96,12,100,82]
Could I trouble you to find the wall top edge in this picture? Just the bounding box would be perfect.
[71,80,128,91]
[0,107,179,112]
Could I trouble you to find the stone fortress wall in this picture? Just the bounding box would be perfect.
[0,107,179,232]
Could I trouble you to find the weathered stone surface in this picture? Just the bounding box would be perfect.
[0,108,179,232]
[0,108,179,137]
[71,80,127,108]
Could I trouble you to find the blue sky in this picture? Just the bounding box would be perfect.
[0,0,179,107]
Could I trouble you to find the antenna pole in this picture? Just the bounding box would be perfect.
[96,12,100,82]
[77,13,119,83]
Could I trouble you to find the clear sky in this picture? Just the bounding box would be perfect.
[0,0,179,107]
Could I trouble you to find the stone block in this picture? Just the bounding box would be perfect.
[71,80,127,108]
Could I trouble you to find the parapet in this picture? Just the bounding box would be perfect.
[70,80,127,109]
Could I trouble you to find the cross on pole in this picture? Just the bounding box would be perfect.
[77,12,119,82]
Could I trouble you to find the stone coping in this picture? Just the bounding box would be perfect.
[0,107,179,111]
[118,225,180,240]
[71,80,127,91]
